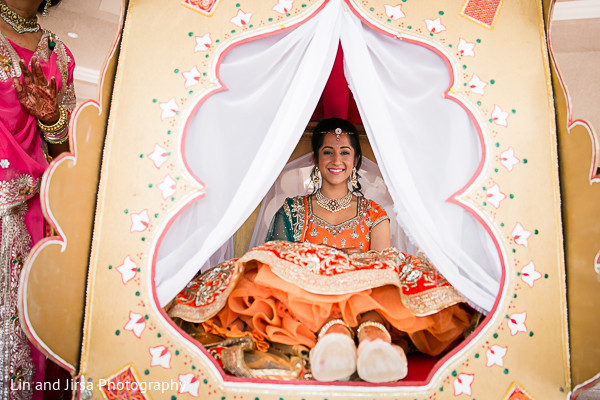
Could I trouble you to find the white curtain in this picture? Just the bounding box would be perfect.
[155,0,501,313]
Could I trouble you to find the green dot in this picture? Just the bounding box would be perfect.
[544,274,549,278]
[495,142,500,147]
[230,30,235,34]
[517,272,521,276]
[500,222,504,227]
[474,353,480,358]
[462,65,467,69]
[203,72,207,76]
[476,39,481,43]
[268,18,273,22]
[124,209,129,214]
[135,291,140,296]
[534,229,539,234]
[174,69,179,73]
[154,213,159,218]
[523,159,528,163]
[215,39,220,43]
[249,24,253,28]
[505,314,509,319]
[171,197,175,201]
[203,379,208,384]
[369,7,374,11]
[175,350,180,356]
[509,194,514,199]
[407,25,412,29]
[513,293,517,298]
[490,79,495,84]
[512,248,516,253]
[148,184,153,188]
[494,168,499,172]
[482,202,487,206]
[108,265,113,270]
[477,101,482,106]
[137,268,141,272]
[482,186,486,191]
[157,333,162,338]
[387,18,391,22]
[144,315,149,320]
[189,90,193,94]
[188,32,193,37]
[430,33,434,37]
[439,386,444,391]
[493,333,498,338]
[449,44,453,47]
[489,118,493,123]
[144,369,150,375]
[139,154,144,158]
[141,237,146,242]
[529,331,534,336]
[439,11,444,15]
[172,396,177,400]
[191,365,196,369]
[235,3,240,7]
[115,330,120,335]
[302,4,306,8]
[512,109,517,114]
[452,370,457,377]
[152,99,157,103]
[503,368,509,374]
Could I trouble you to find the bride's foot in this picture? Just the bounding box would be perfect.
[309,319,357,381]
[356,321,408,383]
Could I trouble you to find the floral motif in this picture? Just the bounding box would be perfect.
[158,175,177,199]
[500,147,519,172]
[453,372,474,396]
[425,17,446,34]
[130,210,150,233]
[230,9,252,27]
[273,0,293,14]
[193,33,211,52]
[124,311,146,338]
[458,38,476,56]
[384,4,405,20]
[183,66,201,88]
[116,256,137,284]
[159,98,178,120]
[512,223,531,247]
[520,261,541,288]
[468,74,487,95]
[486,344,507,367]
[507,311,527,335]
[486,183,505,208]
[149,345,171,369]
[492,105,508,126]
[178,373,200,397]
[0,159,9,169]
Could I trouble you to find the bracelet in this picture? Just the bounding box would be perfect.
[42,127,68,144]
[356,321,391,343]
[317,319,354,341]
[37,104,67,134]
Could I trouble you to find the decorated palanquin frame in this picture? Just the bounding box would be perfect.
[20,0,578,399]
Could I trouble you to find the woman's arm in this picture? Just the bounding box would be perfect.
[370,219,391,252]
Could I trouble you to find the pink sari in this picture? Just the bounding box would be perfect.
[0,30,75,400]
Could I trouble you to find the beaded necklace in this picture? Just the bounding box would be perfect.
[315,189,353,213]
[0,1,39,34]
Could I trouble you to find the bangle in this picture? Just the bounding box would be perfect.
[356,321,391,343]
[38,105,69,144]
[317,319,354,341]
[37,105,67,134]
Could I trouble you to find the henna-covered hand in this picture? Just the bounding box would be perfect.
[12,56,60,124]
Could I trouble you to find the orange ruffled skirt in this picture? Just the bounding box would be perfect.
[206,260,473,357]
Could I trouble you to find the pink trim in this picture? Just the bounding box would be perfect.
[547,0,600,182]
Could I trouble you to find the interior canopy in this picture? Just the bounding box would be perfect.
[155,0,502,314]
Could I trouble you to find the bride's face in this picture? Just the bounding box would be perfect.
[317,133,356,188]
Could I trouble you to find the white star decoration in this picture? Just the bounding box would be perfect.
[453,373,474,396]
[194,33,211,52]
[158,175,177,199]
[130,210,150,233]
[384,4,405,20]
[159,98,178,120]
[116,256,137,284]
[178,374,200,397]
[492,105,508,126]
[149,346,171,369]
[486,184,506,208]
[512,223,532,247]
[521,261,542,288]
[468,74,487,95]
[458,38,475,56]
[500,147,519,172]
[148,144,169,169]
[124,311,146,338]
[230,9,252,27]
[183,66,202,89]
[425,18,446,34]
[507,311,527,335]
[273,0,293,14]
[486,345,507,367]
[0,159,9,169]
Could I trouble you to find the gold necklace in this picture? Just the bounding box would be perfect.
[315,189,353,213]
[0,1,39,34]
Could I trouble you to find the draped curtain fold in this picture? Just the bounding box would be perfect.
[155,0,501,313]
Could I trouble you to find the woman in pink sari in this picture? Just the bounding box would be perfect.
[0,0,75,398]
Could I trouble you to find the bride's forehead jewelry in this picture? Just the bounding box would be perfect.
[330,127,354,141]
[0,0,40,34]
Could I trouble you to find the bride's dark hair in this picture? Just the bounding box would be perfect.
[310,118,363,195]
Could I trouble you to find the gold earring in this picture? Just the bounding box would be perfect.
[312,167,321,187]
[350,167,358,189]
[42,0,51,17]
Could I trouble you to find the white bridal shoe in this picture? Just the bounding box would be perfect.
[356,321,408,383]
[310,320,357,381]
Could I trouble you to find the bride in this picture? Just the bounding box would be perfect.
[168,118,475,383]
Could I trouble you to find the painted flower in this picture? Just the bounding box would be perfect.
[500,147,519,172]
[384,4,405,20]
[453,373,474,396]
[512,223,531,247]
[491,105,508,126]
[159,98,178,120]
[124,311,146,338]
[158,175,177,199]
[194,33,211,52]
[273,0,293,14]
[458,38,475,56]
[521,261,541,288]
[425,17,446,34]
[178,373,200,397]
[486,183,506,208]
[507,311,527,336]
[149,345,171,369]
[596,250,600,275]
[0,159,9,169]
[148,144,168,169]
[183,66,202,89]
[230,9,252,27]
[468,74,487,95]
[130,210,150,233]
[486,345,507,367]
[116,256,137,284]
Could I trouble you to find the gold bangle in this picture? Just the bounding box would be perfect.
[37,105,67,134]
[43,129,68,144]
[356,321,391,343]
[317,319,354,341]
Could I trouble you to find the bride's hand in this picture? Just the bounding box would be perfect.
[12,57,60,124]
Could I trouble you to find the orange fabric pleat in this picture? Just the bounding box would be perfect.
[207,261,472,356]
